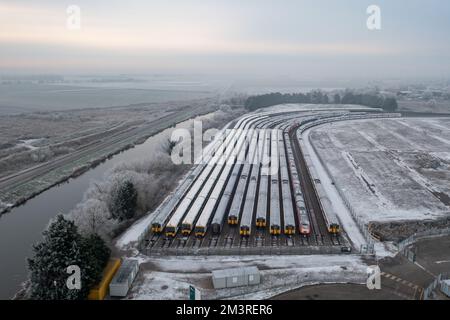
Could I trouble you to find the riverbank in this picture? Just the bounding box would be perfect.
[1,106,245,299]
[0,104,217,215]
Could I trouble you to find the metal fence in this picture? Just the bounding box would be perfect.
[395,227,450,252]
[402,247,416,263]
[143,245,343,257]
[422,273,450,300]
[206,271,367,300]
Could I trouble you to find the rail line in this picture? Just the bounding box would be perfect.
[143,110,393,253]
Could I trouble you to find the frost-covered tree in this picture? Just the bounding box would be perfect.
[81,234,111,283]
[27,215,110,300]
[71,198,113,238]
[161,138,178,155]
[334,94,341,104]
[110,180,138,221]
[382,97,398,112]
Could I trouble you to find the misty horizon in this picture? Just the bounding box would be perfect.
[1,0,449,80]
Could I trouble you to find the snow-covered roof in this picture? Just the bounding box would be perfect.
[212,266,259,279]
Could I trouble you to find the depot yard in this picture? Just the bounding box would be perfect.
[119,106,450,300]
[134,106,401,256]
[309,118,450,231]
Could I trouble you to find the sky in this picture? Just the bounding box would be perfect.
[0,0,449,79]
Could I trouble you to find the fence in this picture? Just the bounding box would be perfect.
[395,227,450,252]
[206,269,367,300]
[402,247,416,263]
[422,273,450,300]
[144,244,343,257]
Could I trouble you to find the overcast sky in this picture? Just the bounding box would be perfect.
[1,0,449,79]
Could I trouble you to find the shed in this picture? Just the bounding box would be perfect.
[212,266,260,289]
[109,259,139,297]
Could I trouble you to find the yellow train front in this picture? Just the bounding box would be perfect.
[151,223,162,234]
[228,215,238,225]
[165,225,177,238]
[270,225,281,236]
[284,225,296,235]
[240,225,250,237]
[194,226,206,238]
[256,218,266,228]
[181,223,193,236]
[328,223,340,235]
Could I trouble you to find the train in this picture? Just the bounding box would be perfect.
[283,129,311,236]
[150,110,401,240]
[150,124,229,234]
[189,116,268,238]
[163,114,259,237]
[210,163,241,234]
[315,183,341,235]
[269,129,281,236]
[279,128,296,235]
[183,125,250,237]
[297,129,341,235]
[208,118,269,235]
[255,129,271,228]
[239,130,261,237]
[227,128,260,225]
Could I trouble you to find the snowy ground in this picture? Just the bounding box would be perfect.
[309,117,450,225]
[127,254,368,300]
[301,129,367,251]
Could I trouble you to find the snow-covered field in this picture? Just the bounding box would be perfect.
[309,117,450,225]
[260,103,382,114]
[128,254,368,300]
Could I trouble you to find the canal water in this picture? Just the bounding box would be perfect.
[0,115,207,299]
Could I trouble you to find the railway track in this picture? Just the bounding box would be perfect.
[288,126,335,246]
[0,105,210,205]
[143,112,355,254]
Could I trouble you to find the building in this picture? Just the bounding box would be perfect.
[109,259,139,297]
[212,266,260,289]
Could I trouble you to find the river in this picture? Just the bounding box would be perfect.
[0,116,205,299]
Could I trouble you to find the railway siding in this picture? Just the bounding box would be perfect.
[142,110,402,254]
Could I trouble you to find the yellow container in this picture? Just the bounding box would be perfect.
[88,258,121,300]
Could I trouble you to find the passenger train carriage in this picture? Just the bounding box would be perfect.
[163,114,259,237]
[269,129,281,236]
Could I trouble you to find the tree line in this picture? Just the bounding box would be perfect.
[244,90,398,112]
